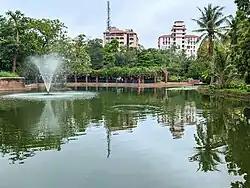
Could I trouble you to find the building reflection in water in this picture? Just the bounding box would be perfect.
[157,101,205,139]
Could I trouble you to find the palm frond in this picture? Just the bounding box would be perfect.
[215,16,230,27]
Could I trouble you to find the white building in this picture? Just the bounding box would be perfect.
[158,21,199,57]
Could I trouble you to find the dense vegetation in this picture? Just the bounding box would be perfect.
[0,0,249,88]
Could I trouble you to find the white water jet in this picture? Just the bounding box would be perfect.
[30,53,63,93]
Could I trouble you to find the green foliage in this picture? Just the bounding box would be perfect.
[230,0,250,82]
[86,39,104,70]
[187,58,210,80]
[225,79,247,90]
[0,71,19,77]
[213,42,238,87]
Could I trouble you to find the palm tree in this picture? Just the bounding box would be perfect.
[189,123,225,172]
[192,4,229,83]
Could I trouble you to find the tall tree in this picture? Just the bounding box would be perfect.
[230,0,250,83]
[192,4,229,83]
[5,10,27,72]
[86,38,104,70]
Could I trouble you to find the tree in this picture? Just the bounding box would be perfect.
[213,42,237,87]
[5,10,28,72]
[86,38,104,70]
[193,4,229,83]
[115,48,137,67]
[189,123,224,172]
[230,0,250,83]
[102,39,119,69]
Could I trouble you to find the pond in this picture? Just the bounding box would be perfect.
[0,87,249,188]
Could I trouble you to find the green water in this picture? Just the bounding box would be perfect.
[0,87,250,188]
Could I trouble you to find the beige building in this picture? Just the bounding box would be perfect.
[158,21,199,57]
[103,27,139,48]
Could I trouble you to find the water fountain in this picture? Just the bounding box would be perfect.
[0,53,98,101]
[32,53,62,94]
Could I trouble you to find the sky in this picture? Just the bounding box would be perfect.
[0,0,236,48]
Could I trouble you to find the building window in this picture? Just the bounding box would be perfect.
[129,42,133,45]
[173,42,176,45]
[182,41,184,43]
[120,42,124,44]
[129,38,134,40]
[182,45,185,48]
[120,37,124,39]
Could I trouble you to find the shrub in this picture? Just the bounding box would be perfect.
[0,71,19,77]
[226,79,247,90]
[209,84,221,90]
[169,75,179,82]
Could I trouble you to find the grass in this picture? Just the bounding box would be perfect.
[0,71,19,78]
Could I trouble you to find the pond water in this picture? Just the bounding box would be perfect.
[0,87,250,188]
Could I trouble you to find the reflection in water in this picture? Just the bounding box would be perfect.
[0,87,250,187]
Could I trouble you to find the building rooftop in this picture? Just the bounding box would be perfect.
[104,27,137,34]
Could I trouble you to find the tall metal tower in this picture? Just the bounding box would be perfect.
[107,1,111,30]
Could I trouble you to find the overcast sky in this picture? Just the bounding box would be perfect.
[0,0,236,48]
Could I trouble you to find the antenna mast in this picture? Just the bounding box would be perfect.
[107,1,111,30]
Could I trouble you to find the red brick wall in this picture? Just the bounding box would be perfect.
[0,77,25,91]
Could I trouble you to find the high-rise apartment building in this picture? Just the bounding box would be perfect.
[158,21,199,57]
[103,27,139,48]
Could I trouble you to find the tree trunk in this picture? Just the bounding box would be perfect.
[142,77,144,84]
[74,74,77,84]
[209,37,214,85]
[125,78,127,83]
[12,53,17,73]
[74,74,77,90]
[106,77,108,83]
[12,27,20,73]
[85,76,88,83]
[210,61,214,85]
[96,76,98,83]
[164,72,168,83]
[154,75,157,84]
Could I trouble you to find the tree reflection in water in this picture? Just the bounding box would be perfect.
[0,87,250,188]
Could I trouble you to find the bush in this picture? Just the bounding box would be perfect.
[0,71,19,77]
[168,75,186,82]
[226,80,247,90]
[168,75,179,82]
[209,84,221,90]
